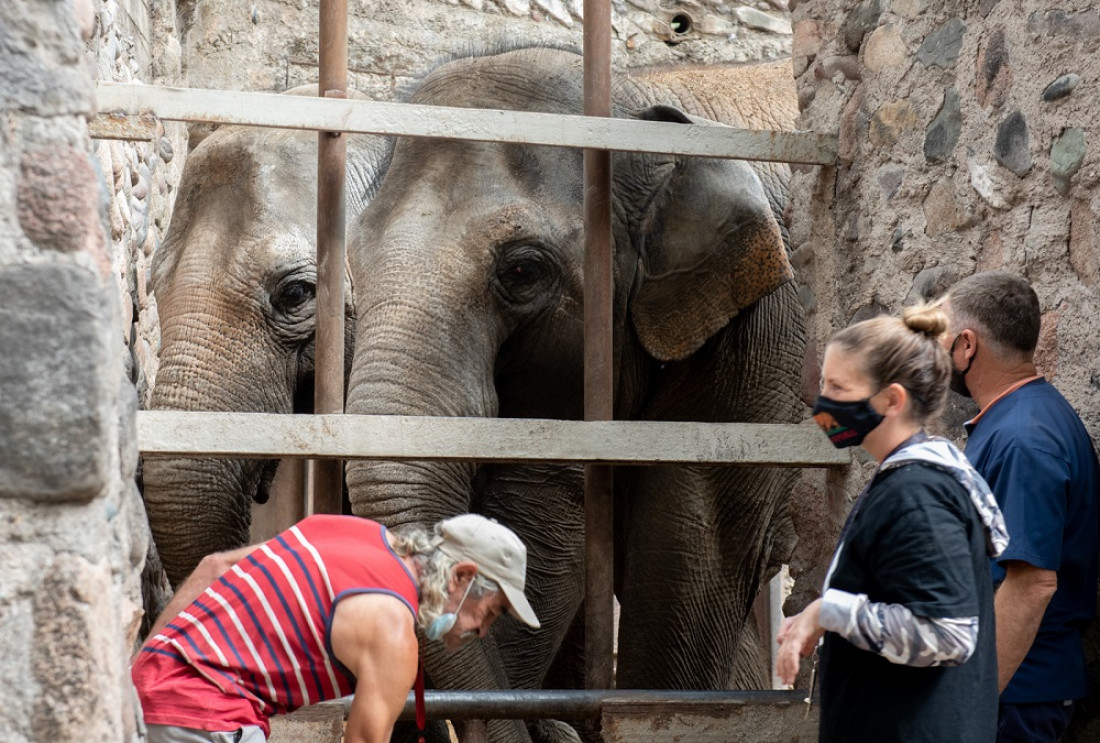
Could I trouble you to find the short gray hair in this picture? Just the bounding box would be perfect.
[389,524,500,630]
[944,271,1040,361]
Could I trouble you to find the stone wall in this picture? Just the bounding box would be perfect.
[176,0,793,101]
[0,0,146,741]
[89,0,186,407]
[788,0,1099,571]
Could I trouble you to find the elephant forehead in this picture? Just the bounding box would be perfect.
[157,225,315,307]
[411,49,583,112]
[381,196,574,255]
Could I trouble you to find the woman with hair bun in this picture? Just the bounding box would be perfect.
[776,304,1008,742]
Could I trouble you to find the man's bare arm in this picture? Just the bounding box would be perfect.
[141,544,259,646]
[994,560,1057,692]
[330,594,419,743]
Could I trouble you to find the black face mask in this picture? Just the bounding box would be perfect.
[949,333,975,398]
[812,394,885,448]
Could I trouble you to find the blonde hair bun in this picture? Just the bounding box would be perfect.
[901,302,948,338]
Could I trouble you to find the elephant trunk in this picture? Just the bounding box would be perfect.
[145,321,291,586]
[142,456,257,587]
[345,293,533,743]
[345,257,500,529]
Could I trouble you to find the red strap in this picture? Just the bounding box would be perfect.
[415,661,427,743]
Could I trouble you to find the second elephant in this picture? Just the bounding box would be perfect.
[143,86,391,589]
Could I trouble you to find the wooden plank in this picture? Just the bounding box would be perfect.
[136,411,848,467]
[87,109,157,140]
[93,83,838,164]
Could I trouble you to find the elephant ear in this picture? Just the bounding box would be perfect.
[625,105,793,362]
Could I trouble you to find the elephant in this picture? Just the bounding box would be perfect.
[344,47,806,742]
[141,85,391,592]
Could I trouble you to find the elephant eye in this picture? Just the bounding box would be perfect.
[272,278,315,314]
[504,260,543,285]
[495,245,557,307]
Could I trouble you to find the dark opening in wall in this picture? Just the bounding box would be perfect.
[665,12,694,44]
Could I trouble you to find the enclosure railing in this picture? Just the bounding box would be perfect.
[277,689,820,743]
[91,84,837,163]
[92,3,841,736]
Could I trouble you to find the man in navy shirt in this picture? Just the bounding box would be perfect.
[942,271,1100,743]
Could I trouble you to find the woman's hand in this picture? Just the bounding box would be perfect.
[775,598,825,686]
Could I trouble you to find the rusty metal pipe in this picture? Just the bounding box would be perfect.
[311,0,348,514]
[582,0,615,693]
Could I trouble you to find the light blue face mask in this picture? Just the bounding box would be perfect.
[425,578,475,641]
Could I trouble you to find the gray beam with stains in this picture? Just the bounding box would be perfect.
[92,83,838,164]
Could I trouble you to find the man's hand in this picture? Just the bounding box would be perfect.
[776,598,825,686]
[330,594,419,743]
[994,560,1056,693]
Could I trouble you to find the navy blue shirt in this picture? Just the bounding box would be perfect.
[965,377,1100,703]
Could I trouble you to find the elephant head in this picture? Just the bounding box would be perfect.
[143,85,391,587]
[344,46,805,723]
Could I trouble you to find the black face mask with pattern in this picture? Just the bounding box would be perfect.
[811,394,885,449]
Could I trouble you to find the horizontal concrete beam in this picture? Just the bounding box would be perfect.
[136,411,848,467]
[602,694,817,743]
[93,83,838,164]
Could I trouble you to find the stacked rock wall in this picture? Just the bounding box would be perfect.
[89,0,186,407]
[788,0,1099,561]
[0,1,147,741]
[175,0,793,101]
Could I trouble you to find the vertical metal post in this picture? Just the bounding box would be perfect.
[310,0,348,515]
[583,0,615,692]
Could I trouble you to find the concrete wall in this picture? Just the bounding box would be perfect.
[175,0,794,101]
[0,1,147,741]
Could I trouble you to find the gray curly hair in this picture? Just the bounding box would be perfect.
[389,523,500,630]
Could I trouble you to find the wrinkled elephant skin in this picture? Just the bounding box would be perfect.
[344,48,806,742]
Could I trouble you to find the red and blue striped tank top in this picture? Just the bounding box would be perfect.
[132,515,419,734]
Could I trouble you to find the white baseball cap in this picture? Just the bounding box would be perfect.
[434,514,540,629]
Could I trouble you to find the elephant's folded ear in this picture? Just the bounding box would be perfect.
[627,107,793,363]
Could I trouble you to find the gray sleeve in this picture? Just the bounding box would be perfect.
[819,588,978,667]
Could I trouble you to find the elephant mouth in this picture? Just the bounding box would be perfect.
[255,458,280,504]
[250,368,313,505]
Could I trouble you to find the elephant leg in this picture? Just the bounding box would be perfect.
[477,463,586,688]
[534,605,589,743]
[419,626,530,743]
[139,533,173,642]
[732,608,771,689]
[475,464,586,740]
[615,463,791,690]
[728,507,797,689]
